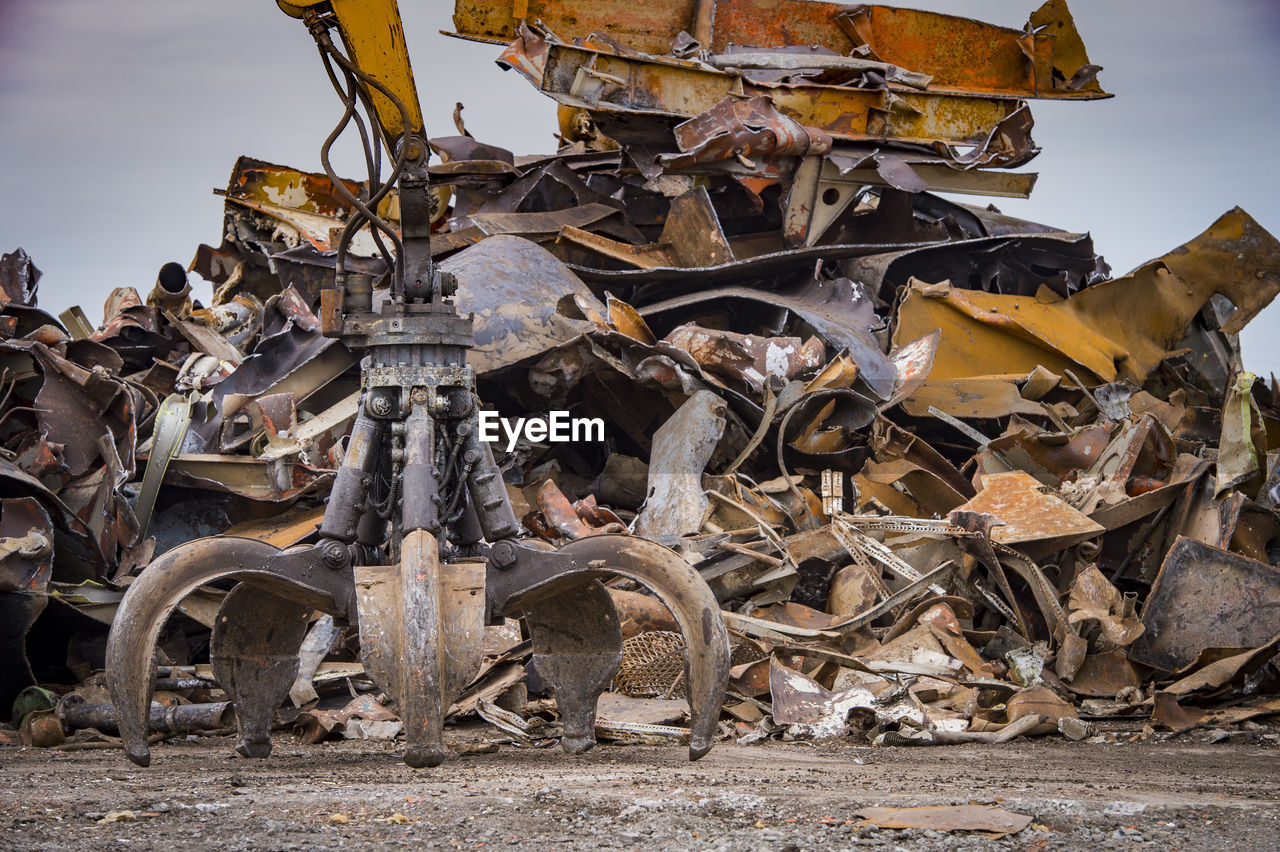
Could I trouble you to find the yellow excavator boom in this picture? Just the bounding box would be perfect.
[276,0,425,144]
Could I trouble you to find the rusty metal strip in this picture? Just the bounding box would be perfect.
[823,161,1038,200]
[133,393,193,541]
[165,455,334,503]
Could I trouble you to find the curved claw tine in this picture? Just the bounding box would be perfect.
[106,537,311,767]
[554,536,731,761]
[211,584,311,760]
[523,580,622,755]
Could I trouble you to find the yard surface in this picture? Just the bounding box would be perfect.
[2,731,1277,850]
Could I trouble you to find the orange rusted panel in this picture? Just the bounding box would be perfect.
[453,0,1108,99]
[953,471,1104,547]
[893,210,1280,386]
[891,279,1125,384]
[453,0,699,53]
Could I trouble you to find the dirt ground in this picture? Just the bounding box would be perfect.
[2,728,1278,851]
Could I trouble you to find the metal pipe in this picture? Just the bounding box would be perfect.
[146,262,193,316]
[59,698,235,734]
[692,0,715,49]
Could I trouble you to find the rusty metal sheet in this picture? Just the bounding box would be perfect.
[953,471,1103,548]
[0,498,54,594]
[844,231,1102,305]
[1216,372,1267,497]
[835,0,1105,98]
[223,156,370,223]
[454,0,1107,100]
[442,235,607,374]
[199,335,356,454]
[1061,648,1141,698]
[164,454,334,503]
[0,459,110,581]
[855,806,1032,837]
[1152,692,1280,734]
[221,505,326,549]
[455,0,700,55]
[530,479,626,540]
[469,202,621,237]
[660,186,735,268]
[536,42,1023,147]
[987,423,1112,487]
[1055,208,1280,382]
[1065,564,1144,648]
[768,657,876,736]
[1130,537,1280,671]
[824,157,1039,200]
[902,378,1049,420]
[892,278,1126,384]
[0,249,40,308]
[855,458,965,518]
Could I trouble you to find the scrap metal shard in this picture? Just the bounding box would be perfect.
[1130,537,1280,672]
[893,208,1280,385]
[634,391,727,539]
[954,471,1103,548]
[441,236,607,374]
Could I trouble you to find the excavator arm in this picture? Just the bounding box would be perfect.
[276,0,425,143]
[276,0,436,301]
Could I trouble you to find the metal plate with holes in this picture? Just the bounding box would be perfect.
[363,365,474,389]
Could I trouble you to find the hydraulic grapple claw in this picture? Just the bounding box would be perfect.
[211,584,312,760]
[105,536,348,766]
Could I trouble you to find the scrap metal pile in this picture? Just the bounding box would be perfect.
[5,0,1280,751]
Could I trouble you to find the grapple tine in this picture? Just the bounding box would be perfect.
[494,535,731,760]
[355,530,484,768]
[523,580,623,755]
[210,585,312,759]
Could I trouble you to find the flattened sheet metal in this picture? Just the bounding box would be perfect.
[165,455,334,503]
[224,156,366,220]
[954,471,1103,548]
[537,42,1023,147]
[1130,537,1280,672]
[453,0,1108,100]
[843,231,1101,305]
[901,378,1048,420]
[891,211,1270,392]
[633,390,726,539]
[834,0,1106,98]
[892,279,1125,384]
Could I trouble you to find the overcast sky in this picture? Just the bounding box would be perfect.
[2,1,1279,371]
